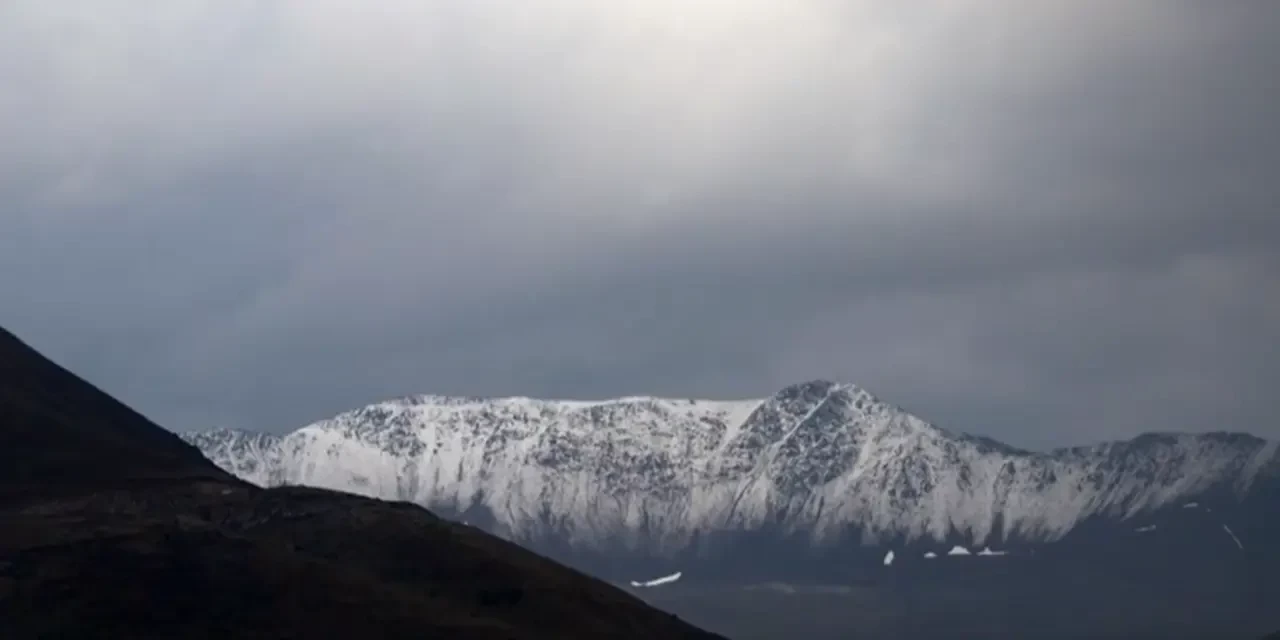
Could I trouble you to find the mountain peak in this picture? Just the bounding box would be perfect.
[187,381,1278,562]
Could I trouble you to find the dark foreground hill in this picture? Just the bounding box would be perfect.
[0,327,723,639]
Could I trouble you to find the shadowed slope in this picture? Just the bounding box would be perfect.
[0,327,722,639]
[0,327,228,502]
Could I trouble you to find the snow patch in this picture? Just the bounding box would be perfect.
[976,546,1008,556]
[1221,525,1243,550]
[1135,525,1157,533]
[882,550,895,566]
[1183,502,1199,509]
[947,546,971,556]
[923,551,938,559]
[630,571,682,588]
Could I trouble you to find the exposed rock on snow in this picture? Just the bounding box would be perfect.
[185,381,1279,554]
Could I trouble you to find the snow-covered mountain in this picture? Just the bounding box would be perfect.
[184,380,1280,575]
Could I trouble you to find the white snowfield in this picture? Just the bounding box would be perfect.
[186,381,1279,553]
[947,546,972,556]
[631,572,682,588]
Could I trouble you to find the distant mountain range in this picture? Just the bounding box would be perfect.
[185,381,1280,581]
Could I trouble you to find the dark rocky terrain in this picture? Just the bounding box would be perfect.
[0,327,723,639]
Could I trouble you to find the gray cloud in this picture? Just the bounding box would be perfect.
[1,1,1277,449]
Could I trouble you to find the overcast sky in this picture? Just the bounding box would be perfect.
[2,1,1277,450]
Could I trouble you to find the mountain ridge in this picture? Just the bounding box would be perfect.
[0,326,228,503]
[185,380,1280,559]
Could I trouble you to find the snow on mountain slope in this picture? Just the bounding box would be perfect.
[184,380,1280,552]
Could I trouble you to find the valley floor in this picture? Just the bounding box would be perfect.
[635,581,1278,640]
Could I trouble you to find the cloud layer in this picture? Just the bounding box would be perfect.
[2,1,1277,449]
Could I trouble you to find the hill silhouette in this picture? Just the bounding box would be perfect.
[0,327,228,503]
[0,327,723,639]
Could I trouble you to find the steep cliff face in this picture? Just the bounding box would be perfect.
[185,380,1280,567]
